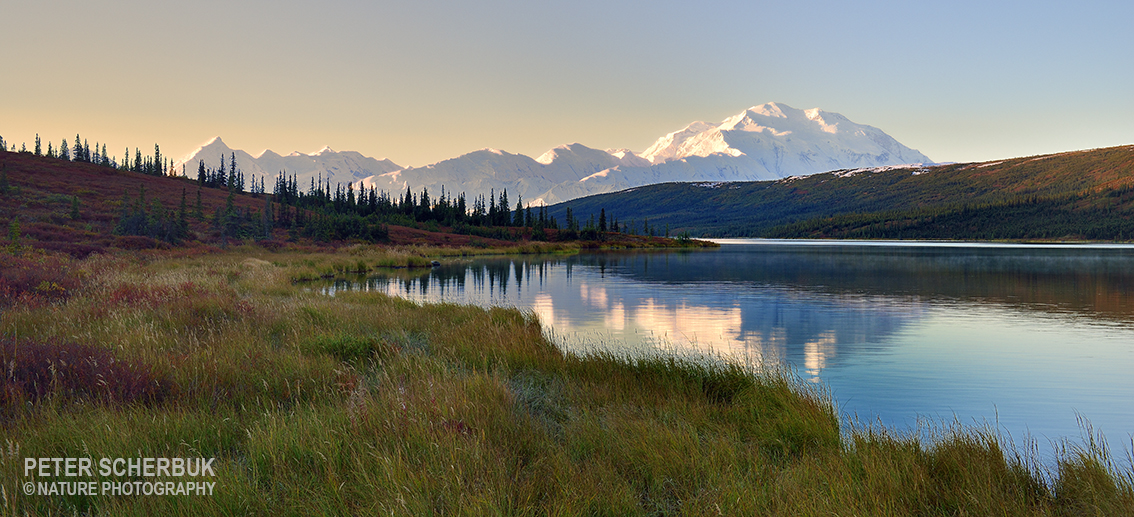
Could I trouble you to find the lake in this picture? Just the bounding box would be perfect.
[326,239,1134,461]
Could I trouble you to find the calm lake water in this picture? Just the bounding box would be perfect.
[328,240,1134,460]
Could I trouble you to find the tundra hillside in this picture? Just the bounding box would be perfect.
[0,149,711,257]
[552,145,1134,240]
[1,247,1131,515]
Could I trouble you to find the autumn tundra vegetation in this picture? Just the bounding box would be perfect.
[0,147,1132,514]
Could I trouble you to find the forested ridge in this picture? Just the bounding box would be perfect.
[549,145,1134,240]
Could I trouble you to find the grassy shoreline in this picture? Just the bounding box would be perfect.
[2,246,1131,515]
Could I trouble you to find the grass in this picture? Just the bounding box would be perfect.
[1,246,1132,515]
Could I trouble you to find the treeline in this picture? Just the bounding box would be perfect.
[764,191,1134,241]
[195,154,265,194]
[113,187,192,244]
[2,132,628,245]
[264,171,626,243]
[0,133,175,177]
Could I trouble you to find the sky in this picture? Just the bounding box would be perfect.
[2,0,1132,168]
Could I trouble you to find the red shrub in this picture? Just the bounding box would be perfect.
[0,337,174,410]
[0,252,83,307]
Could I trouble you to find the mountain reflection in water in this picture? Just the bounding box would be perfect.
[325,241,1134,456]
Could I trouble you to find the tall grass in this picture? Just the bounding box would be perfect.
[1,247,1131,515]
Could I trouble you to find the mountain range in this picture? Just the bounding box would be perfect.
[174,102,930,204]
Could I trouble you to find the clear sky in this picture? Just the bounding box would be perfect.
[2,0,1131,168]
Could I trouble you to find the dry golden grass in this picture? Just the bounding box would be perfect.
[1,247,1131,515]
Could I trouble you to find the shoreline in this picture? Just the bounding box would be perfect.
[1,246,1130,514]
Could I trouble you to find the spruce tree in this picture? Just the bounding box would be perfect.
[498,189,510,226]
[217,155,226,189]
[229,152,237,187]
[73,134,83,162]
[34,134,41,156]
[60,139,70,161]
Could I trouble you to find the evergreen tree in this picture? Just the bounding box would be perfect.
[599,208,607,233]
[216,155,226,189]
[154,144,163,176]
[101,144,110,167]
[73,134,83,162]
[34,134,41,156]
[513,198,524,227]
[47,141,54,158]
[498,189,510,226]
[60,139,70,161]
[229,152,238,188]
[83,139,90,162]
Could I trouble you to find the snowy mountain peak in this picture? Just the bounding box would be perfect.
[174,137,402,191]
[175,102,929,206]
[747,102,790,118]
[535,143,576,165]
[639,102,930,172]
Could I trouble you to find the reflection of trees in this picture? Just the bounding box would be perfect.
[335,246,1134,384]
[357,256,577,304]
[570,247,1134,325]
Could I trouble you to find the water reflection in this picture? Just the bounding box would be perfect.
[326,242,1134,454]
[327,252,933,383]
[328,245,1134,376]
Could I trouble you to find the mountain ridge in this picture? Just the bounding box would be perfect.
[175,102,930,205]
[546,145,1134,239]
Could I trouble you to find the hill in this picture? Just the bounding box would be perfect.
[0,150,535,256]
[548,145,1134,240]
[0,150,709,257]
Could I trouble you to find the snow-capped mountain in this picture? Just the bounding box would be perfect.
[358,103,929,204]
[173,137,401,190]
[176,103,930,205]
[639,102,929,173]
